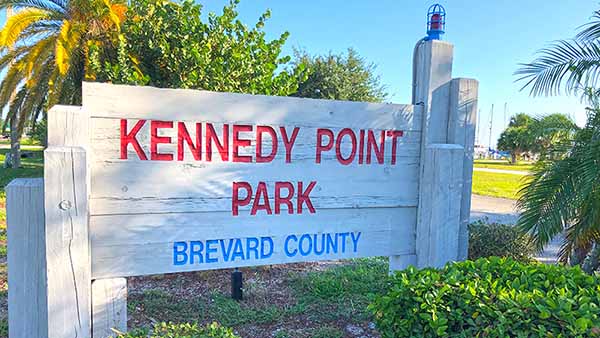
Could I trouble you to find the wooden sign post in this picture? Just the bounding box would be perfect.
[6,39,477,337]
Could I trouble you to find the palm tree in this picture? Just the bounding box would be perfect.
[0,0,126,166]
[516,9,600,272]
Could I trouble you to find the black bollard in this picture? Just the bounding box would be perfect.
[231,268,243,300]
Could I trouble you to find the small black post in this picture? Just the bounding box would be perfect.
[231,268,243,300]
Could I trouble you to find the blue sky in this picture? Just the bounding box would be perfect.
[2,1,598,146]
[198,0,598,147]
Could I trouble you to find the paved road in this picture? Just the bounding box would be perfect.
[473,167,529,175]
[470,194,559,263]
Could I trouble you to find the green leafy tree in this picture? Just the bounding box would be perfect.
[91,0,304,96]
[516,8,600,272]
[533,113,578,158]
[497,113,535,163]
[292,48,387,102]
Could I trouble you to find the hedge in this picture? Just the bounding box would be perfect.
[369,257,600,337]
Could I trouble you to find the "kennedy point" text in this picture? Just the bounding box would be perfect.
[120,119,405,165]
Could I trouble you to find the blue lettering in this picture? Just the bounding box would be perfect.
[285,235,298,257]
[313,234,325,255]
[299,233,313,256]
[173,241,188,265]
[261,237,273,258]
[231,238,245,262]
[206,239,218,263]
[219,239,234,262]
[326,233,338,254]
[339,232,349,252]
[190,240,203,264]
[350,232,361,253]
[246,237,259,259]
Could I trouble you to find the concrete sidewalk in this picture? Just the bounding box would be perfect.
[470,194,559,264]
[473,167,529,175]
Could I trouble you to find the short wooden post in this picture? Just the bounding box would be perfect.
[447,78,479,260]
[92,278,127,337]
[44,105,92,337]
[7,179,47,338]
[416,144,464,268]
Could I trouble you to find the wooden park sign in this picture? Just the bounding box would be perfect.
[6,40,477,337]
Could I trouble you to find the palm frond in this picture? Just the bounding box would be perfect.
[0,7,51,48]
[0,0,65,12]
[576,10,600,42]
[515,40,600,97]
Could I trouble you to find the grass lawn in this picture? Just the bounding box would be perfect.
[127,258,388,337]
[472,170,527,200]
[474,159,534,172]
[0,137,39,146]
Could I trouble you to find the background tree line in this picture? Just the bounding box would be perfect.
[497,112,577,163]
[0,0,386,158]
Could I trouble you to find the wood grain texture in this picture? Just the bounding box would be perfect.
[92,278,127,338]
[448,78,479,261]
[48,105,89,148]
[44,147,91,337]
[416,144,464,268]
[83,82,420,130]
[90,207,416,278]
[89,118,421,215]
[7,179,48,338]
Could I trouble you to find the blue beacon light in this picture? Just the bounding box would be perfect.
[426,4,446,41]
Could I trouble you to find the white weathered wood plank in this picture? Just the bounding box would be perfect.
[48,105,89,148]
[83,82,421,130]
[90,207,416,278]
[89,118,421,163]
[7,178,48,338]
[89,162,419,215]
[448,78,479,261]
[412,40,453,145]
[44,147,91,337]
[416,144,464,268]
[92,278,127,338]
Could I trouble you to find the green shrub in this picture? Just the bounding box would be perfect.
[369,257,600,338]
[119,322,239,338]
[468,220,535,262]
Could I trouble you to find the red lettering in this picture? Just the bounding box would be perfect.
[177,122,201,161]
[120,119,147,160]
[297,181,317,214]
[232,182,252,216]
[335,128,357,165]
[280,127,300,163]
[315,128,334,163]
[206,123,229,162]
[388,130,404,164]
[150,120,173,161]
[274,182,294,214]
[232,124,252,163]
[358,129,365,164]
[256,126,278,163]
[251,182,272,215]
[366,130,385,164]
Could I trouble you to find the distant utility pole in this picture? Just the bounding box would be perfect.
[503,102,508,127]
[488,104,494,151]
